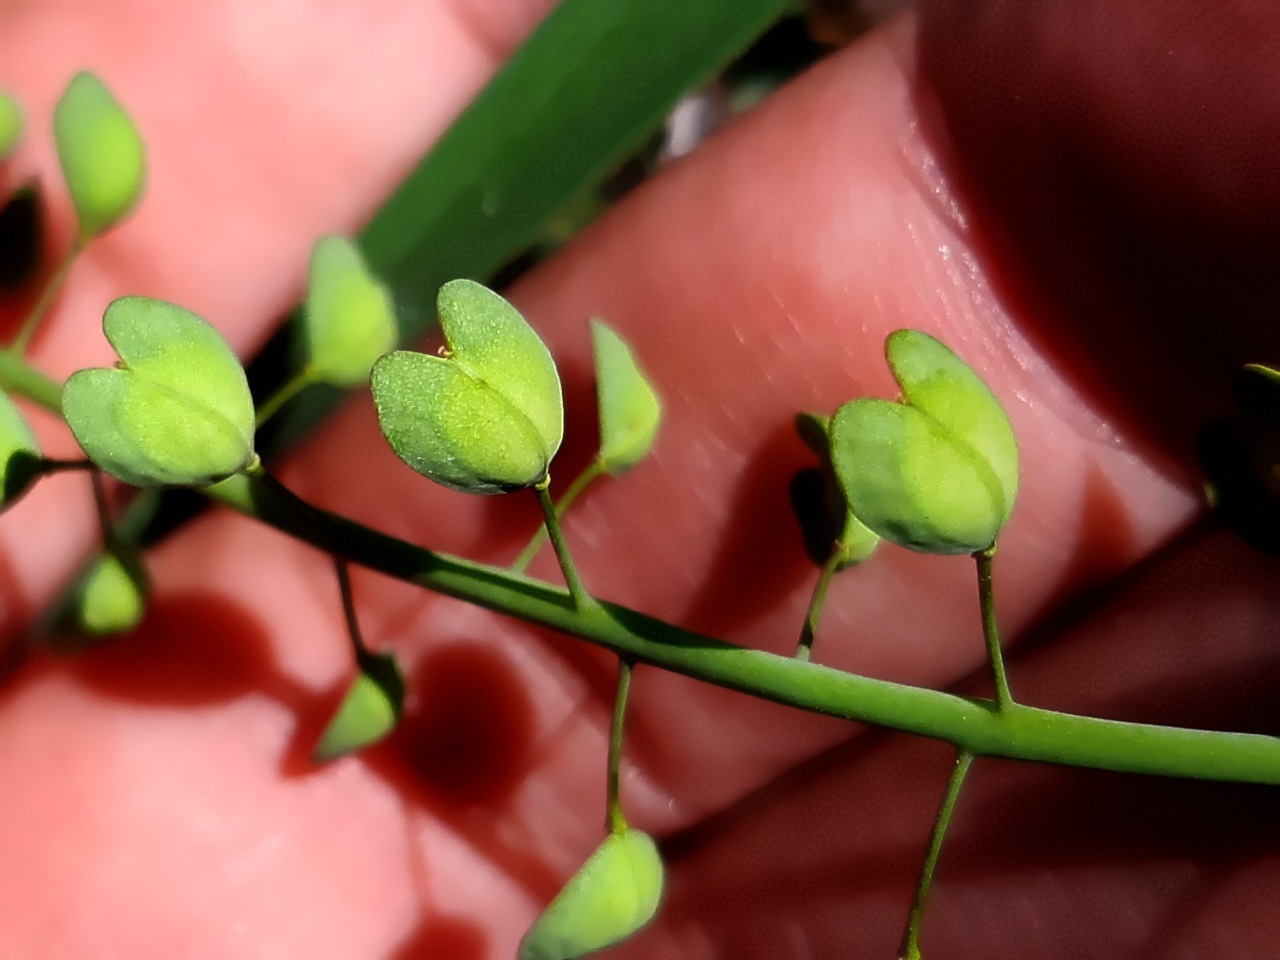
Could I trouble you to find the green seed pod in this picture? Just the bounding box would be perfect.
[792,411,880,571]
[62,297,256,487]
[519,828,665,960]
[303,235,398,387]
[0,92,23,161]
[371,279,563,494]
[830,330,1018,555]
[591,319,662,475]
[0,390,42,510]
[313,651,404,763]
[75,550,148,636]
[53,72,145,242]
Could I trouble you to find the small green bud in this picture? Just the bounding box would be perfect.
[75,550,148,635]
[0,390,42,510]
[591,319,662,475]
[0,92,23,161]
[53,71,145,242]
[303,235,397,387]
[372,279,563,494]
[313,651,404,763]
[830,330,1018,555]
[519,828,665,960]
[62,297,256,487]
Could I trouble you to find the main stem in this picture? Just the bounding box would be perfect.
[5,361,1280,787]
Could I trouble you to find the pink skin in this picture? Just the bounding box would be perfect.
[1,2,1278,957]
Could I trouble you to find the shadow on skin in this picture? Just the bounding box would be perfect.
[681,418,816,641]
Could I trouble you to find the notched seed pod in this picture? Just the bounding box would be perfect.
[830,330,1018,555]
[372,279,563,494]
[519,828,665,960]
[62,297,256,487]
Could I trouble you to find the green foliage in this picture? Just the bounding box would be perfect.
[830,331,1018,555]
[53,72,145,242]
[0,92,22,161]
[74,550,148,635]
[592,319,662,474]
[371,280,562,494]
[302,236,397,387]
[358,0,793,341]
[793,411,880,570]
[0,390,41,509]
[313,651,405,763]
[519,828,665,960]
[62,297,256,487]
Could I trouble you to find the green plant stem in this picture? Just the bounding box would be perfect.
[512,459,603,573]
[334,557,373,666]
[35,457,94,475]
[533,476,593,611]
[6,359,1280,787]
[0,348,63,411]
[8,241,82,356]
[255,369,316,429]
[89,468,114,547]
[795,543,842,662]
[606,657,633,835]
[974,545,1012,711]
[199,471,1280,786]
[900,750,974,960]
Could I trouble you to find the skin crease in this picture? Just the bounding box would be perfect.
[0,1,1278,958]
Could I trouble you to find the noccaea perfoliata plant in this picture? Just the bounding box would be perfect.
[371,279,563,494]
[10,60,1280,960]
[61,297,257,487]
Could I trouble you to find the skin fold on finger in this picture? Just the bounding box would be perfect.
[0,7,1259,960]
[0,0,555,642]
[917,0,1280,459]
